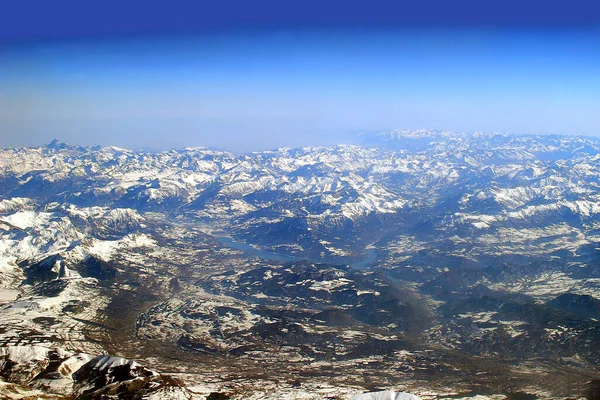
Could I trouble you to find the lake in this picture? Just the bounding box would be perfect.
[217,236,377,270]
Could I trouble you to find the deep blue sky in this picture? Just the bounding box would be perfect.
[1,1,600,152]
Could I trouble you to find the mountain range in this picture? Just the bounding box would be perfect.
[1,130,599,399]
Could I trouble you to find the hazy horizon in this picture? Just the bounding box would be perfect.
[6,127,600,154]
[2,6,600,152]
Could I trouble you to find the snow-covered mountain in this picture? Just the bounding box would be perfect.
[1,130,599,399]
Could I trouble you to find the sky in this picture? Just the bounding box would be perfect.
[1,1,600,152]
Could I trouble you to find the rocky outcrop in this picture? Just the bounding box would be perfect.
[0,346,191,399]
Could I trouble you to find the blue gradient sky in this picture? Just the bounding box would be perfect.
[2,23,600,151]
